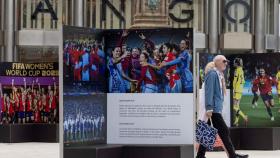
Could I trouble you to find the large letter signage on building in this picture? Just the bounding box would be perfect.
[31,0,58,20]
[224,0,250,23]
[169,0,194,23]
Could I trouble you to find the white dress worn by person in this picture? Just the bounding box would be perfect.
[198,83,208,122]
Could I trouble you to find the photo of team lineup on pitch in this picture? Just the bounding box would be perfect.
[199,53,280,127]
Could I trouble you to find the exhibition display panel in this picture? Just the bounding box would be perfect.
[62,26,195,158]
[0,62,59,143]
[198,53,280,150]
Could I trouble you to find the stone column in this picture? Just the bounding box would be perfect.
[208,0,219,54]
[254,0,265,53]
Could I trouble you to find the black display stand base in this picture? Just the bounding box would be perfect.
[64,145,193,158]
[123,145,193,158]
[64,145,123,158]
[230,127,280,150]
[0,124,59,143]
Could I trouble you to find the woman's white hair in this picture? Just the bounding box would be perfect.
[205,62,215,75]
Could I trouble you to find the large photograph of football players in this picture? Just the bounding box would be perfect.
[104,29,193,93]
[63,94,106,146]
[63,26,107,94]
[0,77,59,124]
[228,53,280,127]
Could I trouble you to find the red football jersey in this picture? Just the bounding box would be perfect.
[45,95,50,112]
[164,52,180,88]
[14,100,19,111]
[37,99,43,111]
[138,66,157,85]
[252,78,259,92]
[8,102,14,114]
[121,56,131,73]
[26,99,32,111]
[19,94,25,112]
[50,95,57,110]
[71,49,81,65]
[255,75,276,94]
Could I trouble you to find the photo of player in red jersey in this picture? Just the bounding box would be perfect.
[253,68,277,121]
[227,53,280,127]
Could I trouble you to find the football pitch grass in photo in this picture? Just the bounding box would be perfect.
[237,95,280,127]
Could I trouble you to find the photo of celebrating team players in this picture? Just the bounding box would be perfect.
[0,77,59,124]
[63,26,107,94]
[104,29,193,93]
[63,94,106,145]
[228,53,280,127]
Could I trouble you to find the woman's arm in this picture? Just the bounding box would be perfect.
[112,53,127,65]
[121,71,137,83]
[141,62,160,70]
[162,58,181,67]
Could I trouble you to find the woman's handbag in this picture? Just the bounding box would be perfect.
[195,118,218,151]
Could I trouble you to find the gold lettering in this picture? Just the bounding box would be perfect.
[6,69,27,76]
[25,64,32,69]
[12,63,16,69]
